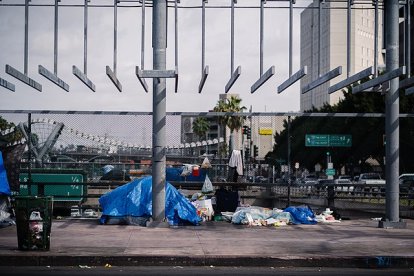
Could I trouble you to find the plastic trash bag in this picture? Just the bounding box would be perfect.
[283,205,317,225]
[180,164,192,177]
[231,206,272,224]
[201,174,214,194]
[201,157,211,169]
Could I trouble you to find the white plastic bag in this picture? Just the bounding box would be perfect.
[201,174,214,194]
[201,157,211,169]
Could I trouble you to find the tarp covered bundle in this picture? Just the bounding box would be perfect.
[0,151,11,196]
[229,205,318,226]
[99,176,201,226]
[284,205,317,225]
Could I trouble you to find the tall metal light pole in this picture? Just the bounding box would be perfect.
[150,0,168,227]
[380,0,406,228]
[287,116,291,207]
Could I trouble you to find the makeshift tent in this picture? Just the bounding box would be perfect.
[0,144,25,192]
[0,151,10,196]
[0,151,13,228]
[99,176,201,226]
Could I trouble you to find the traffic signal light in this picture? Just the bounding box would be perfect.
[253,145,258,157]
[243,126,251,140]
[245,147,250,160]
[247,127,251,140]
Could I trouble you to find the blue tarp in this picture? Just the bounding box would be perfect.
[166,167,207,182]
[283,205,317,225]
[99,176,201,226]
[0,151,11,196]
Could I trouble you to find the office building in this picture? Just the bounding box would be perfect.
[300,0,384,111]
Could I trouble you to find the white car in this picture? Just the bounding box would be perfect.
[357,173,386,185]
[70,206,81,218]
[299,174,318,185]
[334,175,354,192]
[83,209,98,218]
[334,175,353,185]
[356,173,386,195]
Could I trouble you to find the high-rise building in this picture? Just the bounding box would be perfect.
[300,0,384,111]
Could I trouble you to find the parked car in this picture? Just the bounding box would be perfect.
[83,209,98,218]
[356,173,386,195]
[399,174,414,195]
[316,179,335,189]
[70,206,81,218]
[334,175,353,185]
[297,174,318,185]
[399,174,414,185]
[356,173,386,185]
[334,175,354,193]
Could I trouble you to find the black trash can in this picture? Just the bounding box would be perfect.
[13,196,53,251]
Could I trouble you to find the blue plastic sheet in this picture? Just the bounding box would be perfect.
[283,205,318,225]
[0,151,11,196]
[166,167,207,182]
[99,176,201,226]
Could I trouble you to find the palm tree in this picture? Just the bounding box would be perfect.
[213,99,229,158]
[192,117,210,154]
[225,95,246,153]
[214,95,246,156]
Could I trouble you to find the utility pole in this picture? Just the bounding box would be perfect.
[287,116,291,207]
[149,0,168,227]
[380,0,406,228]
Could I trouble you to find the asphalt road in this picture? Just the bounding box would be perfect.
[0,266,414,276]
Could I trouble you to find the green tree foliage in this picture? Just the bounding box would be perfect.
[192,117,210,141]
[213,95,246,155]
[0,116,23,148]
[265,84,414,174]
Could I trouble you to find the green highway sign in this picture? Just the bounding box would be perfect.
[19,173,85,201]
[329,135,352,147]
[305,134,329,147]
[305,134,352,147]
[326,168,336,176]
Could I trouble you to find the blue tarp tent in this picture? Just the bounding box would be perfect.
[99,176,201,226]
[0,151,11,196]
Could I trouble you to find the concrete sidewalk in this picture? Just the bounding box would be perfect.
[0,218,414,268]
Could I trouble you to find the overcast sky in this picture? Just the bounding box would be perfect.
[0,0,311,113]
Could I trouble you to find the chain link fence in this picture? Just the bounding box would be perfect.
[1,110,413,218]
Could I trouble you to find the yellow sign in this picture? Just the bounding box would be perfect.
[259,128,273,135]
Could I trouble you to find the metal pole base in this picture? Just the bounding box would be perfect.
[146,220,170,228]
[378,219,407,229]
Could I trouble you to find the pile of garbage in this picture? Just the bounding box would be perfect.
[180,172,341,226]
[204,205,341,226]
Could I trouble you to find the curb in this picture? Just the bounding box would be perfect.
[1,255,414,268]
